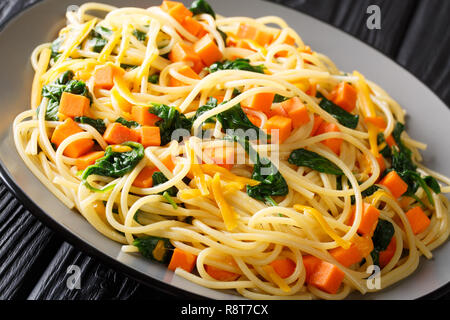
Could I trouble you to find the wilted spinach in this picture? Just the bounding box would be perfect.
[74,116,106,135]
[149,104,192,145]
[288,148,344,175]
[316,92,359,129]
[81,141,144,192]
[230,134,288,205]
[208,59,265,74]
[38,70,91,121]
[189,0,216,19]
[87,25,112,53]
[386,123,441,205]
[370,219,395,267]
[115,117,140,129]
[133,236,173,263]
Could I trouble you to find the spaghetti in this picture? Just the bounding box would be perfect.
[14,0,449,300]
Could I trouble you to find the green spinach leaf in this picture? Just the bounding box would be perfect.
[149,104,192,145]
[370,219,395,267]
[148,74,159,84]
[81,141,144,192]
[208,59,265,74]
[74,116,106,134]
[88,26,112,53]
[152,171,178,197]
[133,236,173,263]
[189,0,216,19]
[132,29,147,42]
[231,134,288,204]
[38,70,92,121]
[316,92,359,129]
[115,117,140,129]
[288,148,344,175]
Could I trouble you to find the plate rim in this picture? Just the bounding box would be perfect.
[0,0,448,300]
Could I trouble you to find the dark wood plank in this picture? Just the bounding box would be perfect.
[396,0,450,106]
[271,0,419,58]
[0,185,63,299]
[28,242,140,300]
[0,0,448,300]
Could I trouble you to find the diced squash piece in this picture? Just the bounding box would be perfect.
[253,29,273,47]
[235,39,254,51]
[169,42,204,73]
[269,103,288,118]
[51,118,94,158]
[270,258,296,279]
[280,97,310,128]
[93,64,124,90]
[169,65,201,87]
[331,83,357,113]
[243,92,275,115]
[330,244,362,267]
[264,115,292,144]
[161,154,176,172]
[315,122,342,155]
[405,206,431,235]
[168,248,197,272]
[103,122,133,145]
[310,115,324,136]
[214,95,225,104]
[375,154,386,173]
[379,236,396,268]
[181,16,206,38]
[379,171,408,198]
[75,151,105,170]
[309,261,345,294]
[364,116,387,130]
[203,147,235,170]
[129,127,142,143]
[348,202,380,236]
[236,23,257,40]
[399,196,415,211]
[246,114,262,128]
[236,23,273,46]
[161,1,193,23]
[138,126,161,147]
[353,235,374,258]
[275,33,296,57]
[133,166,158,188]
[131,105,161,126]
[64,141,94,160]
[302,255,321,283]
[205,265,240,281]
[194,34,223,67]
[59,92,90,118]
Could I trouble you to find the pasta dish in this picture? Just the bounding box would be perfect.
[13,0,450,300]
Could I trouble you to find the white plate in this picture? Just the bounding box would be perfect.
[0,0,448,299]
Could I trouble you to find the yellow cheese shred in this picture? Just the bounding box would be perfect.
[294,205,351,249]
[211,173,238,231]
[187,144,209,196]
[354,71,379,157]
[262,265,291,293]
[55,19,97,67]
[200,164,260,187]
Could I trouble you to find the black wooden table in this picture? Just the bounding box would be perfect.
[0,0,449,300]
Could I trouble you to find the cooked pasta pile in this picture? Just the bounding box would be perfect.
[13,0,450,300]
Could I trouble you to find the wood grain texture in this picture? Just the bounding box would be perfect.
[0,0,448,300]
[27,243,139,300]
[271,0,419,58]
[397,0,450,105]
